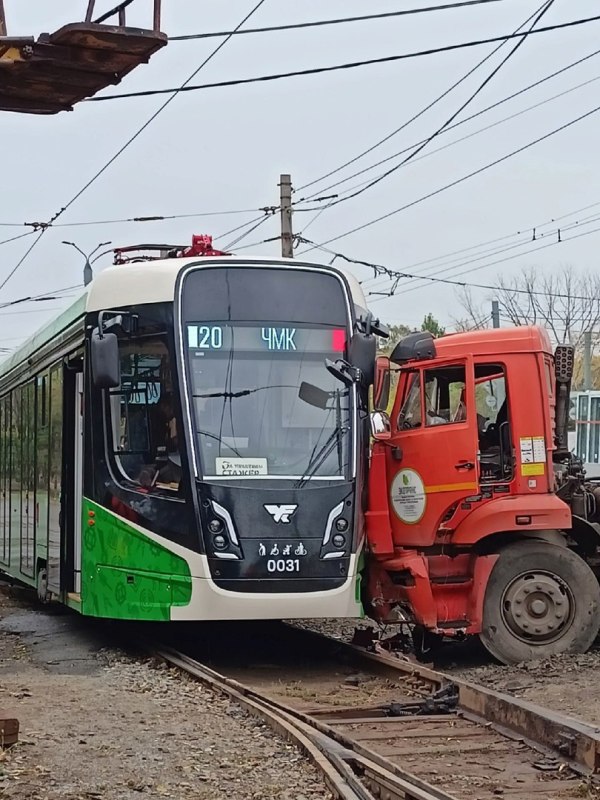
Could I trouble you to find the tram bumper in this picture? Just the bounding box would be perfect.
[170,555,362,621]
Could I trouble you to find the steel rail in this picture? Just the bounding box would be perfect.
[291,626,600,774]
[156,646,455,800]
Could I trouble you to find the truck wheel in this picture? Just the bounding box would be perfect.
[480,540,600,665]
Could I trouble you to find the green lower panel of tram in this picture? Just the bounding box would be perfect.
[81,499,192,621]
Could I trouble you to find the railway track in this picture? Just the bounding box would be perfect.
[154,625,600,800]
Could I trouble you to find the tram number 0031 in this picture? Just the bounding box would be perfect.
[266,558,301,573]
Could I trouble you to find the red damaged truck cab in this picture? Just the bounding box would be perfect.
[364,326,600,664]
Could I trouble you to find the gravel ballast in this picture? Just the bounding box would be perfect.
[0,588,332,800]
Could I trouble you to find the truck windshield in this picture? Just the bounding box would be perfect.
[185,323,351,480]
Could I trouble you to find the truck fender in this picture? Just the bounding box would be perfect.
[451,494,571,546]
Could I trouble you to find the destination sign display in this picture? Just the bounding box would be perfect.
[186,324,346,354]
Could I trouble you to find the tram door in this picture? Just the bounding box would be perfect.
[73,372,83,593]
[46,365,63,595]
[59,359,84,597]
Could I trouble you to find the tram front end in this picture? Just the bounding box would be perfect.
[84,249,384,622]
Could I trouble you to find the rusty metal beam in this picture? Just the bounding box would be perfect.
[285,626,600,775]
[458,681,600,773]
[153,0,161,31]
[0,22,167,115]
[0,0,6,36]
[84,0,96,23]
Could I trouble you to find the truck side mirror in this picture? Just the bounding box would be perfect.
[90,327,120,389]
[348,332,376,386]
[373,355,391,411]
[370,410,391,440]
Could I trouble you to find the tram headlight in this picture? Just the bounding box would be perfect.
[332,534,346,549]
[212,534,227,550]
[209,518,224,533]
[335,518,348,532]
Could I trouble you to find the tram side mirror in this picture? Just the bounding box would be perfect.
[348,332,376,386]
[299,382,330,410]
[373,356,391,412]
[370,410,391,440]
[90,327,120,389]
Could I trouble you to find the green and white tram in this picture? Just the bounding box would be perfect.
[0,237,384,621]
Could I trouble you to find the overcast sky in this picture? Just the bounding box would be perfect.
[1,0,599,349]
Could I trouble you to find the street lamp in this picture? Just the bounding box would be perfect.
[62,240,111,286]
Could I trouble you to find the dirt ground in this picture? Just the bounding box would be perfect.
[0,585,332,800]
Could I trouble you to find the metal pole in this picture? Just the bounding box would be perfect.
[85,0,95,23]
[279,174,293,258]
[0,0,7,36]
[153,0,162,31]
[584,330,592,390]
[491,300,500,329]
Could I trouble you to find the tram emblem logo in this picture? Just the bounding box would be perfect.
[264,504,297,523]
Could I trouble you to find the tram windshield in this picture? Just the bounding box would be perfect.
[185,324,351,480]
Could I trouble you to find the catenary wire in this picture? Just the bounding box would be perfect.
[0,231,46,294]
[301,48,600,203]
[365,212,600,295]
[317,73,600,210]
[170,2,503,40]
[301,230,600,301]
[0,0,268,296]
[297,103,600,253]
[86,15,600,103]
[223,215,273,250]
[394,222,600,297]
[0,230,36,247]
[295,0,561,195]
[366,210,600,295]
[310,0,557,208]
[363,199,600,288]
[213,211,276,244]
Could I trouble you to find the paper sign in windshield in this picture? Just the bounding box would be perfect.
[216,458,268,476]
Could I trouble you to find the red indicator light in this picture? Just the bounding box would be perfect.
[332,329,346,352]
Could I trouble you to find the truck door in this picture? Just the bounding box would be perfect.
[389,358,478,546]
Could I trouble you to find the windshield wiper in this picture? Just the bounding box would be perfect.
[295,424,349,489]
[193,384,296,400]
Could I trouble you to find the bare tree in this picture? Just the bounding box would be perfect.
[452,289,491,332]
[455,267,600,353]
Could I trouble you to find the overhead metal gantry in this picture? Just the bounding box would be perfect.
[0,1,167,114]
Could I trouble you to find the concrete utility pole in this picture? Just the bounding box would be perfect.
[279,173,293,258]
[584,330,593,390]
[491,300,500,329]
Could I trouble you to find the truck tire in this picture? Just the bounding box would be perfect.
[480,540,600,665]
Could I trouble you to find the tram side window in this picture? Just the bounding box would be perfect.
[109,337,180,491]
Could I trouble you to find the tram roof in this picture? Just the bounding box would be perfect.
[85,255,366,312]
[0,256,367,379]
